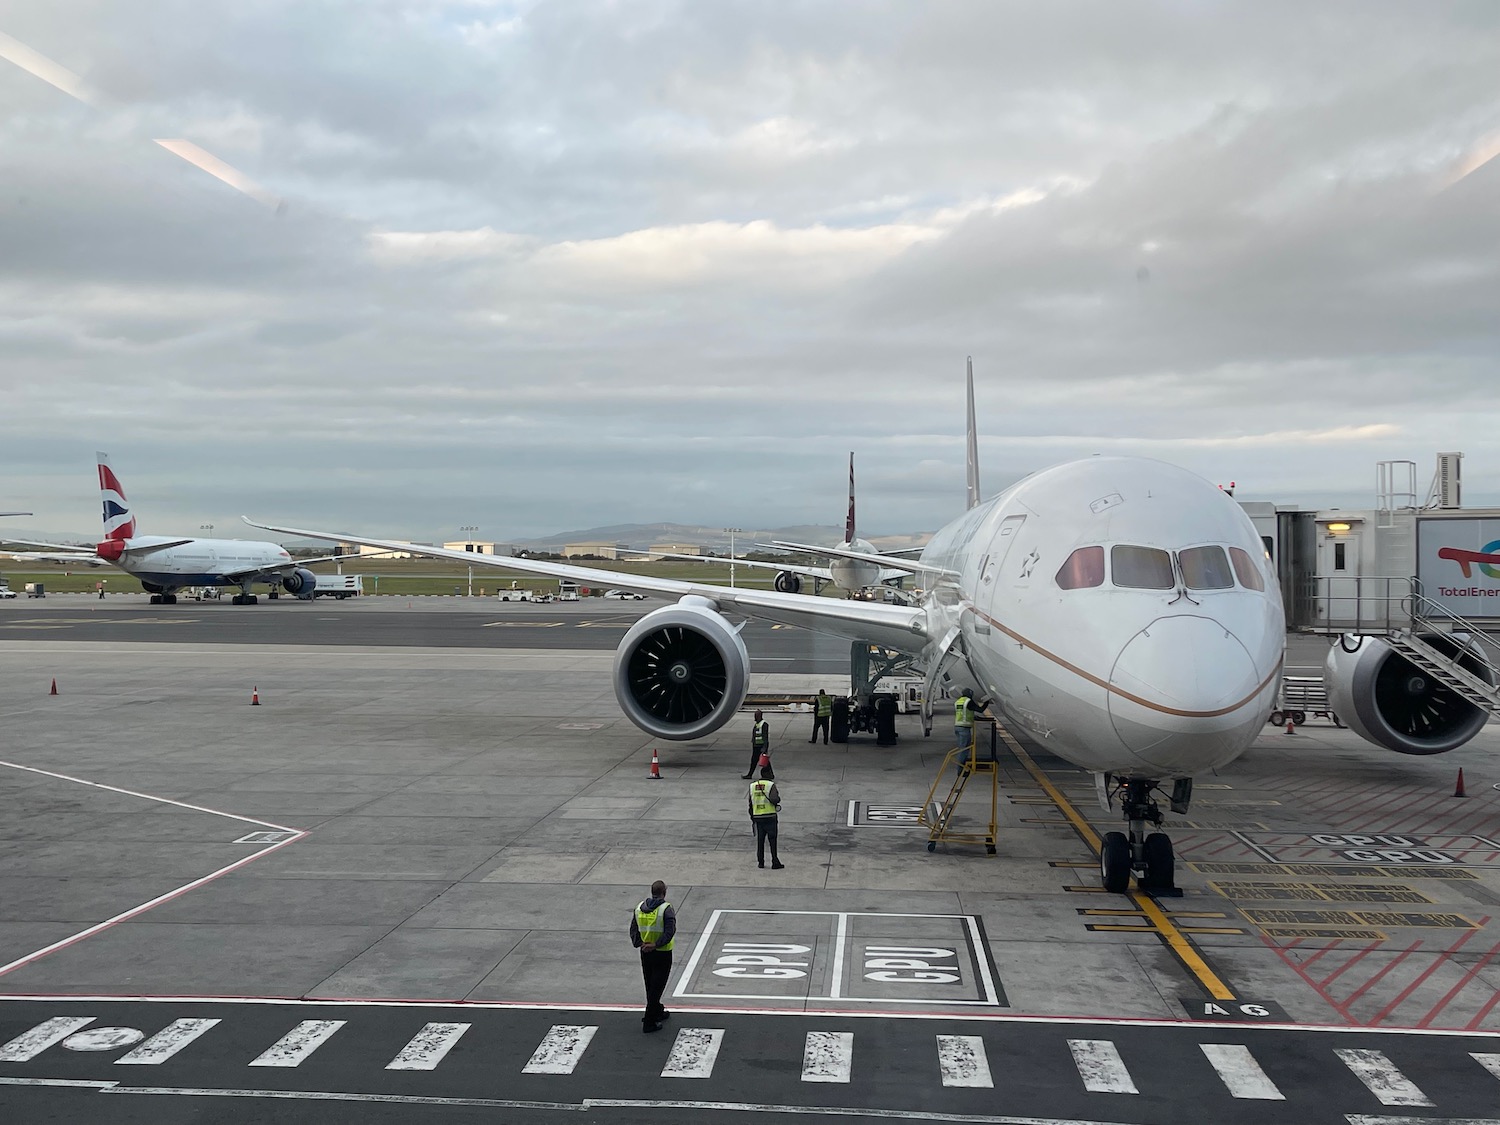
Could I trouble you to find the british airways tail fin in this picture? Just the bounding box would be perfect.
[845,452,857,544]
[97,452,136,540]
[965,358,982,510]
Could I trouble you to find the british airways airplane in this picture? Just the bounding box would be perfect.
[248,366,1494,893]
[7,454,325,604]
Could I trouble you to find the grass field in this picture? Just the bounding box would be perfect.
[0,555,791,597]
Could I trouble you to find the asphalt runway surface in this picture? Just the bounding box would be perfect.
[0,595,854,672]
[5,996,1499,1125]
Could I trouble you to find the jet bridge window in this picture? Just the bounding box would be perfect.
[1111,545,1174,590]
[1228,546,1266,591]
[1055,546,1105,589]
[1178,545,1234,590]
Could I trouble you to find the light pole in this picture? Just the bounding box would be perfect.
[200,524,214,536]
[460,525,479,596]
[724,527,743,588]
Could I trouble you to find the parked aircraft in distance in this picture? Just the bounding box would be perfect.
[2,454,330,604]
[652,452,921,597]
[249,361,1497,894]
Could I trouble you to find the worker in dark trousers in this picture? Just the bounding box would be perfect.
[743,709,771,778]
[629,879,676,1033]
[809,688,832,744]
[748,764,784,869]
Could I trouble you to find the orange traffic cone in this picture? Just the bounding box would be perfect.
[1286,720,1295,734]
[1455,769,1467,798]
[49,678,57,696]
[648,748,662,780]
[251,686,261,706]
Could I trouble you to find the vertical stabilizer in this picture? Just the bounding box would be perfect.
[965,358,982,510]
[845,453,857,544]
[97,452,136,540]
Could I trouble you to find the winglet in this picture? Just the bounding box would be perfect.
[965,357,982,510]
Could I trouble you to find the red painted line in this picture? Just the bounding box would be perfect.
[1329,787,1409,829]
[1259,933,1355,1024]
[1333,786,1446,831]
[1318,941,1384,990]
[1368,927,1482,1026]
[1417,939,1500,1029]
[1318,785,1382,817]
[1341,940,1424,1013]
[1300,939,1344,971]
[1204,839,1244,857]
[1467,982,1500,1031]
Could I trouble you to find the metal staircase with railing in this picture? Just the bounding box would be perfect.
[1300,575,1500,718]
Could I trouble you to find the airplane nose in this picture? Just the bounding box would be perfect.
[1108,615,1264,762]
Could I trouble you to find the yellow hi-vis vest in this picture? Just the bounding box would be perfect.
[955,696,975,728]
[816,694,832,717]
[749,779,778,817]
[753,721,770,748]
[635,901,674,951]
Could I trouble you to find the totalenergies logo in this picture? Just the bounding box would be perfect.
[1438,541,1500,579]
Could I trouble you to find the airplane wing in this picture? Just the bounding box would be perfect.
[3,550,104,566]
[245,517,929,652]
[649,551,834,583]
[1,537,94,552]
[767,540,957,580]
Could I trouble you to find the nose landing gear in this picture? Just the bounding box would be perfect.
[1099,777,1183,896]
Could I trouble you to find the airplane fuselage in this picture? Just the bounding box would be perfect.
[921,456,1285,780]
[829,537,882,592]
[99,536,295,590]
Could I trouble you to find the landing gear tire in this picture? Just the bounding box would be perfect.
[1101,831,1131,893]
[1268,710,1284,726]
[1143,832,1174,890]
[164,594,176,604]
[149,594,162,605]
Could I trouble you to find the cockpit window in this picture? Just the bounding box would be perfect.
[1111,545,1174,590]
[1055,546,1105,590]
[1229,546,1266,592]
[1178,545,1234,590]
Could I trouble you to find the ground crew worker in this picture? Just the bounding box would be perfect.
[629,879,676,1033]
[955,688,976,761]
[743,709,771,779]
[809,688,832,744]
[748,765,784,869]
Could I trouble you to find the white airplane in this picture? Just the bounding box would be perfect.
[3,453,326,604]
[247,365,1495,894]
[653,452,919,595]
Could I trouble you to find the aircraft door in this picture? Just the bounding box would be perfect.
[981,515,1027,615]
[1316,522,1365,630]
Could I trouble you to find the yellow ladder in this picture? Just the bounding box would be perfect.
[919,746,999,854]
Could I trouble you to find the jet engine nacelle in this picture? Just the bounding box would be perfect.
[1325,634,1495,756]
[280,568,318,599]
[774,571,803,594]
[612,598,750,740]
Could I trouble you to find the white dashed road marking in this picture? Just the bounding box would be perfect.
[1335,1048,1434,1107]
[0,1017,96,1061]
[1199,1043,1284,1100]
[936,1034,993,1088]
[660,1028,724,1079]
[116,1019,220,1065]
[522,1025,597,1075]
[386,1022,472,1072]
[1067,1039,1138,1094]
[249,1020,347,1068]
[801,1030,853,1083]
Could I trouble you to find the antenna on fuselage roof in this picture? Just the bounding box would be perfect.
[965,357,982,510]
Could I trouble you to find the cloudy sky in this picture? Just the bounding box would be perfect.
[3,1,1499,542]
